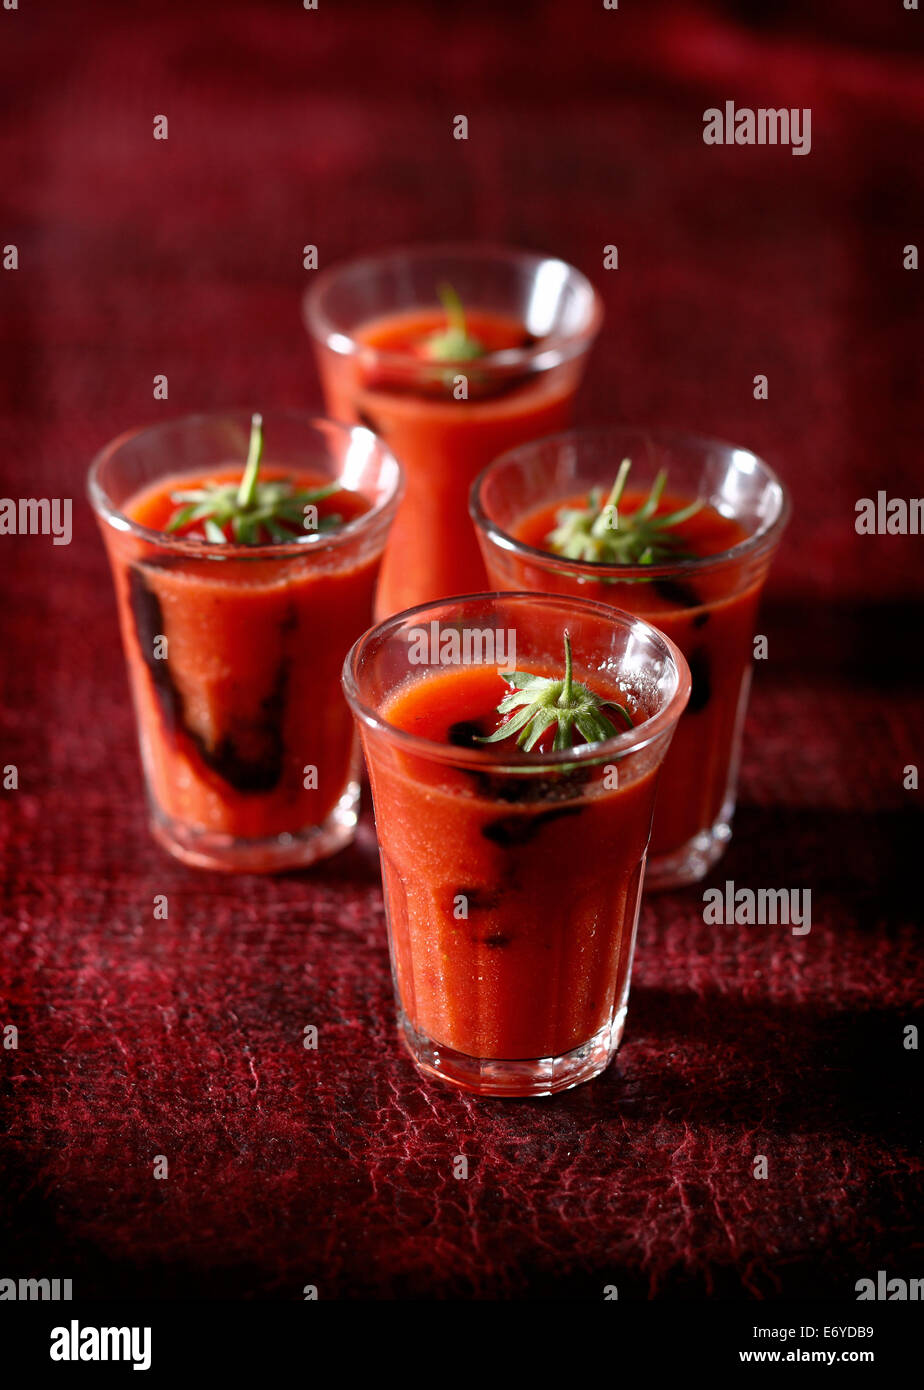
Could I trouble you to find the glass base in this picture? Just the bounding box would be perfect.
[645,808,733,891]
[397,1009,626,1098]
[148,781,360,873]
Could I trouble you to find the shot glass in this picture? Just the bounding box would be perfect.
[89,411,402,872]
[342,592,689,1096]
[304,243,602,619]
[471,427,790,888]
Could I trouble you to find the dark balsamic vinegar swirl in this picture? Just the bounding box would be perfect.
[128,565,289,793]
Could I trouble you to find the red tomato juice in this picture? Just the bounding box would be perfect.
[503,493,756,858]
[107,468,377,857]
[366,662,660,1062]
[318,309,585,617]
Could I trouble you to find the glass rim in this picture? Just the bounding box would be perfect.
[469,424,791,580]
[342,590,691,770]
[302,241,604,373]
[87,408,404,559]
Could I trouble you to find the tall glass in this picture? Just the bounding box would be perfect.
[89,411,402,872]
[343,592,689,1096]
[471,428,789,888]
[304,244,602,618]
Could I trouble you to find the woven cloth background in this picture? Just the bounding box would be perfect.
[0,0,922,1299]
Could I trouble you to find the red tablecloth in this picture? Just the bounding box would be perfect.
[1,0,921,1299]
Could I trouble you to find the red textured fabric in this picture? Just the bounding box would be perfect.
[1,0,922,1300]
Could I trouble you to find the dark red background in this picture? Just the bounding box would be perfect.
[1,0,922,1299]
